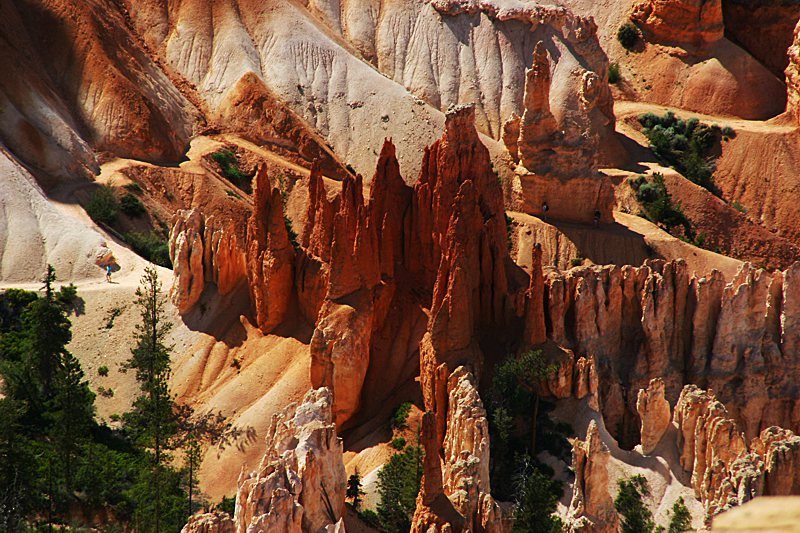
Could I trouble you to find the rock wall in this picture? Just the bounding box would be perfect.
[787,19,800,128]
[501,40,615,224]
[673,384,800,521]
[545,260,800,445]
[723,0,800,80]
[411,367,513,533]
[631,0,724,47]
[567,420,619,533]
[235,388,346,533]
[170,208,247,313]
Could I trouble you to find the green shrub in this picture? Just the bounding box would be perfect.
[614,474,655,533]
[86,184,118,225]
[123,232,172,268]
[667,497,691,533]
[638,111,718,190]
[98,366,109,377]
[570,257,583,268]
[721,126,735,138]
[638,173,693,240]
[212,150,246,186]
[618,23,640,50]
[120,194,146,217]
[732,201,746,213]
[636,182,659,204]
[358,509,381,529]
[511,461,564,533]
[390,437,406,451]
[608,62,621,84]
[123,182,143,193]
[391,402,412,431]
[216,496,235,516]
[505,212,513,251]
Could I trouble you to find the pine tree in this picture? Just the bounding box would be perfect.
[123,266,180,533]
[0,398,35,533]
[346,469,364,511]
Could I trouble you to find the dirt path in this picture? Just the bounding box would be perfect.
[615,101,797,135]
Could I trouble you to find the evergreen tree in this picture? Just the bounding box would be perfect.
[511,460,564,533]
[0,398,35,533]
[376,444,423,533]
[346,468,365,511]
[123,266,181,533]
[614,475,656,533]
[46,352,96,495]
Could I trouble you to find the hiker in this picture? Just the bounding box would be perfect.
[106,264,112,283]
[542,201,549,221]
[594,209,601,228]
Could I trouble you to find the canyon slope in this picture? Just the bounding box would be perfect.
[2,0,800,532]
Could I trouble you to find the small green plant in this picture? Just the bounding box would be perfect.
[165,192,174,200]
[638,111,718,190]
[609,62,621,84]
[86,184,118,225]
[105,305,123,328]
[98,365,109,377]
[212,150,246,185]
[391,402,413,431]
[390,437,406,451]
[358,509,381,529]
[109,413,121,422]
[120,193,146,217]
[225,189,241,199]
[721,126,735,138]
[97,386,114,398]
[231,357,241,369]
[637,173,694,240]
[346,164,356,175]
[571,257,583,268]
[123,182,143,193]
[618,22,640,50]
[732,200,746,213]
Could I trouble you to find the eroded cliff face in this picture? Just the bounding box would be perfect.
[567,420,619,533]
[545,260,800,446]
[170,208,247,313]
[412,367,513,533]
[787,19,800,128]
[501,41,615,225]
[671,384,800,521]
[631,0,724,47]
[235,388,346,533]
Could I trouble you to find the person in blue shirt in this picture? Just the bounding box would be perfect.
[106,264,112,283]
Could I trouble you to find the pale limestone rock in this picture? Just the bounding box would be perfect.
[181,512,234,533]
[636,378,671,455]
[235,388,346,533]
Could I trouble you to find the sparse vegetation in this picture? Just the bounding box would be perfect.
[390,402,412,432]
[98,365,109,377]
[630,173,693,241]
[486,350,568,531]
[105,305,124,329]
[86,184,119,225]
[571,256,583,268]
[211,150,246,186]
[123,232,172,268]
[638,111,718,190]
[390,437,406,450]
[618,22,640,50]
[376,442,423,533]
[614,474,656,533]
[667,497,692,533]
[608,62,621,84]
[505,212,514,251]
[346,469,365,511]
[120,193,146,217]
[124,182,143,193]
[97,386,114,398]
[733,200,746,213]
